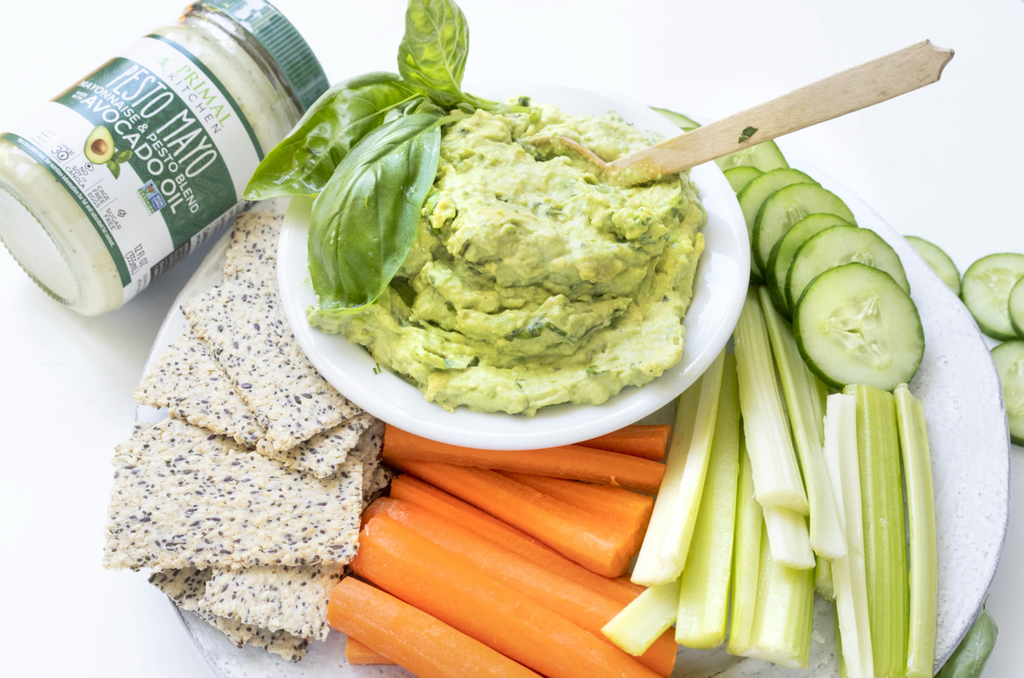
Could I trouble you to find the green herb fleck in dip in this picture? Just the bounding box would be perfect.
[309,104,707,415]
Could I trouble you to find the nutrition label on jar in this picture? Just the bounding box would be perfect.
[2,36,262,302]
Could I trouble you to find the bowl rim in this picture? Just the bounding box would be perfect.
[277,80,750,450]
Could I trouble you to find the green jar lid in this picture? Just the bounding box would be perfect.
[193,0,329,112]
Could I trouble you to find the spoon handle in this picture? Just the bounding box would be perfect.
[612,40,954,178]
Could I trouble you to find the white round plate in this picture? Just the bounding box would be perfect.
[139,124,1009,677]
[277,81,750,451]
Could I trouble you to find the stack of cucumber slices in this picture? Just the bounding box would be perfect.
[657,109,925,395]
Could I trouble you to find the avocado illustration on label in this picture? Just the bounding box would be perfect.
[84,126,115,164]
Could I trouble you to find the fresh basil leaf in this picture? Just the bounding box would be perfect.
[308,114,442,312]
[245,72,418,200]
[935,608,998,678]
[397,0,470,103]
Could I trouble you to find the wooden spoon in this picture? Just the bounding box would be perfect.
[532,41,954,185]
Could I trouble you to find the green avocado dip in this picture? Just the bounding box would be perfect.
[309,104,707,415]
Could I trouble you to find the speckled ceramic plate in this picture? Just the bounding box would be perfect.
[139,143,1009,678]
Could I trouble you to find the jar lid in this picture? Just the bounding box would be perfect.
[193,0,329,112]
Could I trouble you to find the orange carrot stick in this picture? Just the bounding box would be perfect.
[389,475,644,603]
[329,577,539,678]
[389,460,636,577]
[500,472,654,552]
[581,425,671,461]
[354,514,661,678]
[371,497,677,677]
[383,425,664,494]
[344,637,393,665]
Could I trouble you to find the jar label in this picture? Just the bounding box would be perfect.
[2,36,263,303]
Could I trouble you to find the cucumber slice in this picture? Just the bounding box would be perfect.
[904,236,961,296]
[1010,279,1024,337]
[724,166,763,193]
[961,254,1024,340]
[754,183,857,274]
[794,263,924,391]
[715,140,790,173]
[992,340,1024,446]
[766,214,855,318]
[652,107,701,132]
[787,225,909,310]
[737,169,817,275]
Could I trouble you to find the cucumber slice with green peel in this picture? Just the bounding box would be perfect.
[715,140,790,173]
[753,183,857,274]
[1010,279,1024,337]
[961,253,1024,340]
[794,263,924,391]
[724,166,763,193]
[652,107,701,132]
[786,225,909,311]
[904,236,961,296]
[737,169,817,275]
[992,340,1024,446]
[767,214,855,318]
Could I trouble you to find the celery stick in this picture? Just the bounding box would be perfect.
[675,355,741,648]
[824,393,874,678]
[760,287,847,559]
[727,436,763,657]
[845,384,909,677]
[602,579,681,655]
[743,514,815,669]
[632,351,725,585]
[657,349,727,578]
[735,288,809,514]
[763,505,814,569]
[815,556,835,600]
[895,385,938,678]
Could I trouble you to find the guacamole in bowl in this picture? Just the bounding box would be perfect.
[309,103,707,415]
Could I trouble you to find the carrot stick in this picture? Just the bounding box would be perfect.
[389,460,636,577]
[389,474,644,603]
[383,425,664,494]
[500,472,654,552]
[329,577,539,678]
[581,425,672,461]
[370,497,677,676]
[345,637,393,665]
[354,514,662,678]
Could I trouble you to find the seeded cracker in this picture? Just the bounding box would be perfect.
[150,568,308,662]
[104,418,362,571]
[182,282,361,453]
[133,332,263,447]
[203,564,342,642]
[279,412,375,479]
[222,211,283,285]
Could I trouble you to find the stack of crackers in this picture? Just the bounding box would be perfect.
[104,213,388,662]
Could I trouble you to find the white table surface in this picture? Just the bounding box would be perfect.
[0,0,1020,675]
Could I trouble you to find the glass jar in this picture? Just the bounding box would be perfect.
[0,0,327,314]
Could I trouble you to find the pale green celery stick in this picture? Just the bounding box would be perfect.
[632,354,717,585]
[727,436,763,657]
[657,349,727,579]
[824,393,874,678]
[845,384,909,678]
[734,288,808,514]
[675,354,741,648]
[743,513,815,669]
[815,556,835,600]
[763,505,814,569]
[895,385,938,678]
[602,579,681,655]
[760,287,846,559]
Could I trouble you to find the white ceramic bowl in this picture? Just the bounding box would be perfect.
[277,81,748,450]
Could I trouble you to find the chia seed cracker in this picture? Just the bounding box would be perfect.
[150,568,308,662]
[182,281,361,453]
[104,418,363,571]
[222,212,284,285]
[203,564,343,642]
[269,412,376,479]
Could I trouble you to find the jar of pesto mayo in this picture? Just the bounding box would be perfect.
[0,0,327,314]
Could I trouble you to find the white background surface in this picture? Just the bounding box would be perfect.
[0,0,1020,675]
